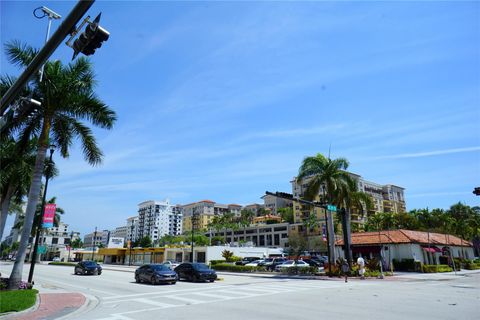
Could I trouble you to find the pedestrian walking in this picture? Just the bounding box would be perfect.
[341,260,350,283]
[357,255,365,280]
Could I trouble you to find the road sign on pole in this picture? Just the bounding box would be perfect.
[327,204,337,212]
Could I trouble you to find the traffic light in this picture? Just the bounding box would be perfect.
[474,187,480,196]
[72,13,109,60]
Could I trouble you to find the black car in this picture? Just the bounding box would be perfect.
[235,257,261,266]
[135,264,177,285]
[74,261,102,275]
[302,259,322,267]
[174,263,217,282]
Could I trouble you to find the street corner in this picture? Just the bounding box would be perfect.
[13,292,86,320]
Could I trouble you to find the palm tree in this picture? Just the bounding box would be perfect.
[297,153,353,265]
[5,41,116,289]
[0,137,36,241]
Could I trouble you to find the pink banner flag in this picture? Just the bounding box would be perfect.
[42,203,56,228]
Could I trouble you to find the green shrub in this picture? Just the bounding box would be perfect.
[211,263,257,272]
[209,260,227,266]
[465,262,480,270]
[229,256,242,262]
[422,264,452,273]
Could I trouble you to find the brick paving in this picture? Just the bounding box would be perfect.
[14,293,85,320]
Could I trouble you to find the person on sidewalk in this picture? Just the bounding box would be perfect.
[357,255,365,280]
[341,260,350,283]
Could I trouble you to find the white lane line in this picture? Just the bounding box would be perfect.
[94,314,135,320]
[103,284,234,301]
[133,298,178,308]
[216,289,261,297]
[167,295,204,304]
[191,292,234,300]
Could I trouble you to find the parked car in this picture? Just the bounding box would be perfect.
[235,257,261,266]
[302,259,323,267]
[162,260,180,270]
[135,264,177,285]
[275,260,310,272]
[174,262,217,282]
[260,257,288,271]
[52,257,61,262]
[74,261,102,275]
[245,259,265,267]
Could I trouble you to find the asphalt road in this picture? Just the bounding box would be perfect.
[1,262,479,320]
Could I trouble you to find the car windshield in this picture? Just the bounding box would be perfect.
[192,263,210,270]
[264,258,273,262]
[152,264,171,271]
[84,261,97,266]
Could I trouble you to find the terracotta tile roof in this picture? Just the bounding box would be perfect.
[336,229,472,247]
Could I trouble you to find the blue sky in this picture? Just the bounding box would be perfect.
[1,1,479,238]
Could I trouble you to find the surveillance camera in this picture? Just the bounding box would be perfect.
[41,6,61,19]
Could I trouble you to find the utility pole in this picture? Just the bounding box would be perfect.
[91,227,97,260]
[190,209,198,263]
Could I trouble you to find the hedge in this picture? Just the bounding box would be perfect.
[48,262,77,266]
[211,263,261,272]
[209,260,227,266]
[422,264,453,273]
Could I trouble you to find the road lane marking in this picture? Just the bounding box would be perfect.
[132,298,178,308]
[166,295,204,304]
[191,292,234,300]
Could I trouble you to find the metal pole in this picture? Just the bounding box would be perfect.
[322,186,333,275]
[68,231,73,262]
[191,209,196,263]
[92,227,97,260]
[39,8,60,82]
[0,0,95,115]
[28,147,54,283]
[129,224,134,266]
[378,225,384,279]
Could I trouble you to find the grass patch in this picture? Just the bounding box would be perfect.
[0,289,38,313]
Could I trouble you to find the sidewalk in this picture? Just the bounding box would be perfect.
[4,293,85,320]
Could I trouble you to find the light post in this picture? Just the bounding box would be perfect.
[33,6,62,82]
[190,209,198,263]
[129,224,134,266]
[91,227,97,261]
[67,231,74,262]
[28,145,55,283]
[377,222,384,279]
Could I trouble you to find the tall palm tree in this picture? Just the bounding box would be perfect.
[5,41,116,289]
[297,153,353,265]
[0,138,36,240]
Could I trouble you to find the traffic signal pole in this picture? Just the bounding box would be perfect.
[0,0,95,116]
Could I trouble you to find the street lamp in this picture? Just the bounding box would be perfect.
[67,231,74,262]
[191,209,198,263]
[91,226,97,260]
[33,6,62,82]
[129,224,134,266]
[28,145,55,284]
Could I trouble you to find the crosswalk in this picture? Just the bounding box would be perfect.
[90,280,350,320]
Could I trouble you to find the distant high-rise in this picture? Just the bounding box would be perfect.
[137,199,183,242]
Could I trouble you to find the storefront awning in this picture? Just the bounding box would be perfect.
[421,246,441,253]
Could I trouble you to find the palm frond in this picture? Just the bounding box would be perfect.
[5,40,37,68]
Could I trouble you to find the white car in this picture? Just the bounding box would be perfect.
[275,260,310,271]
[245,259,265,267]
[52,257,61,262]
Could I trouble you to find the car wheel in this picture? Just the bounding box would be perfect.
[209,279,214,283]
[74,268,78,275]
[192,274,199,282]
[171,281,176,285]
[151,276,157,285]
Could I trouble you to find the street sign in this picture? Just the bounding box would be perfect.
[327,204,337,212]
[37,245,47,254]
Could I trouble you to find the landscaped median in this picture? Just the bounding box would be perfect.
[0,277,38,314]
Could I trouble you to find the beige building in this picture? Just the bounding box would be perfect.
[261,194,293,215]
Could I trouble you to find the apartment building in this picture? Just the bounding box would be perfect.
[137,199,183,243]
[126,216,139,243]
[261,194,292,215]
[207,222,290,248]
[291,172,407,230]
[182,200,216,232]
[111,225,128,240]
[83,229,110,248]
[244,203,265,217]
